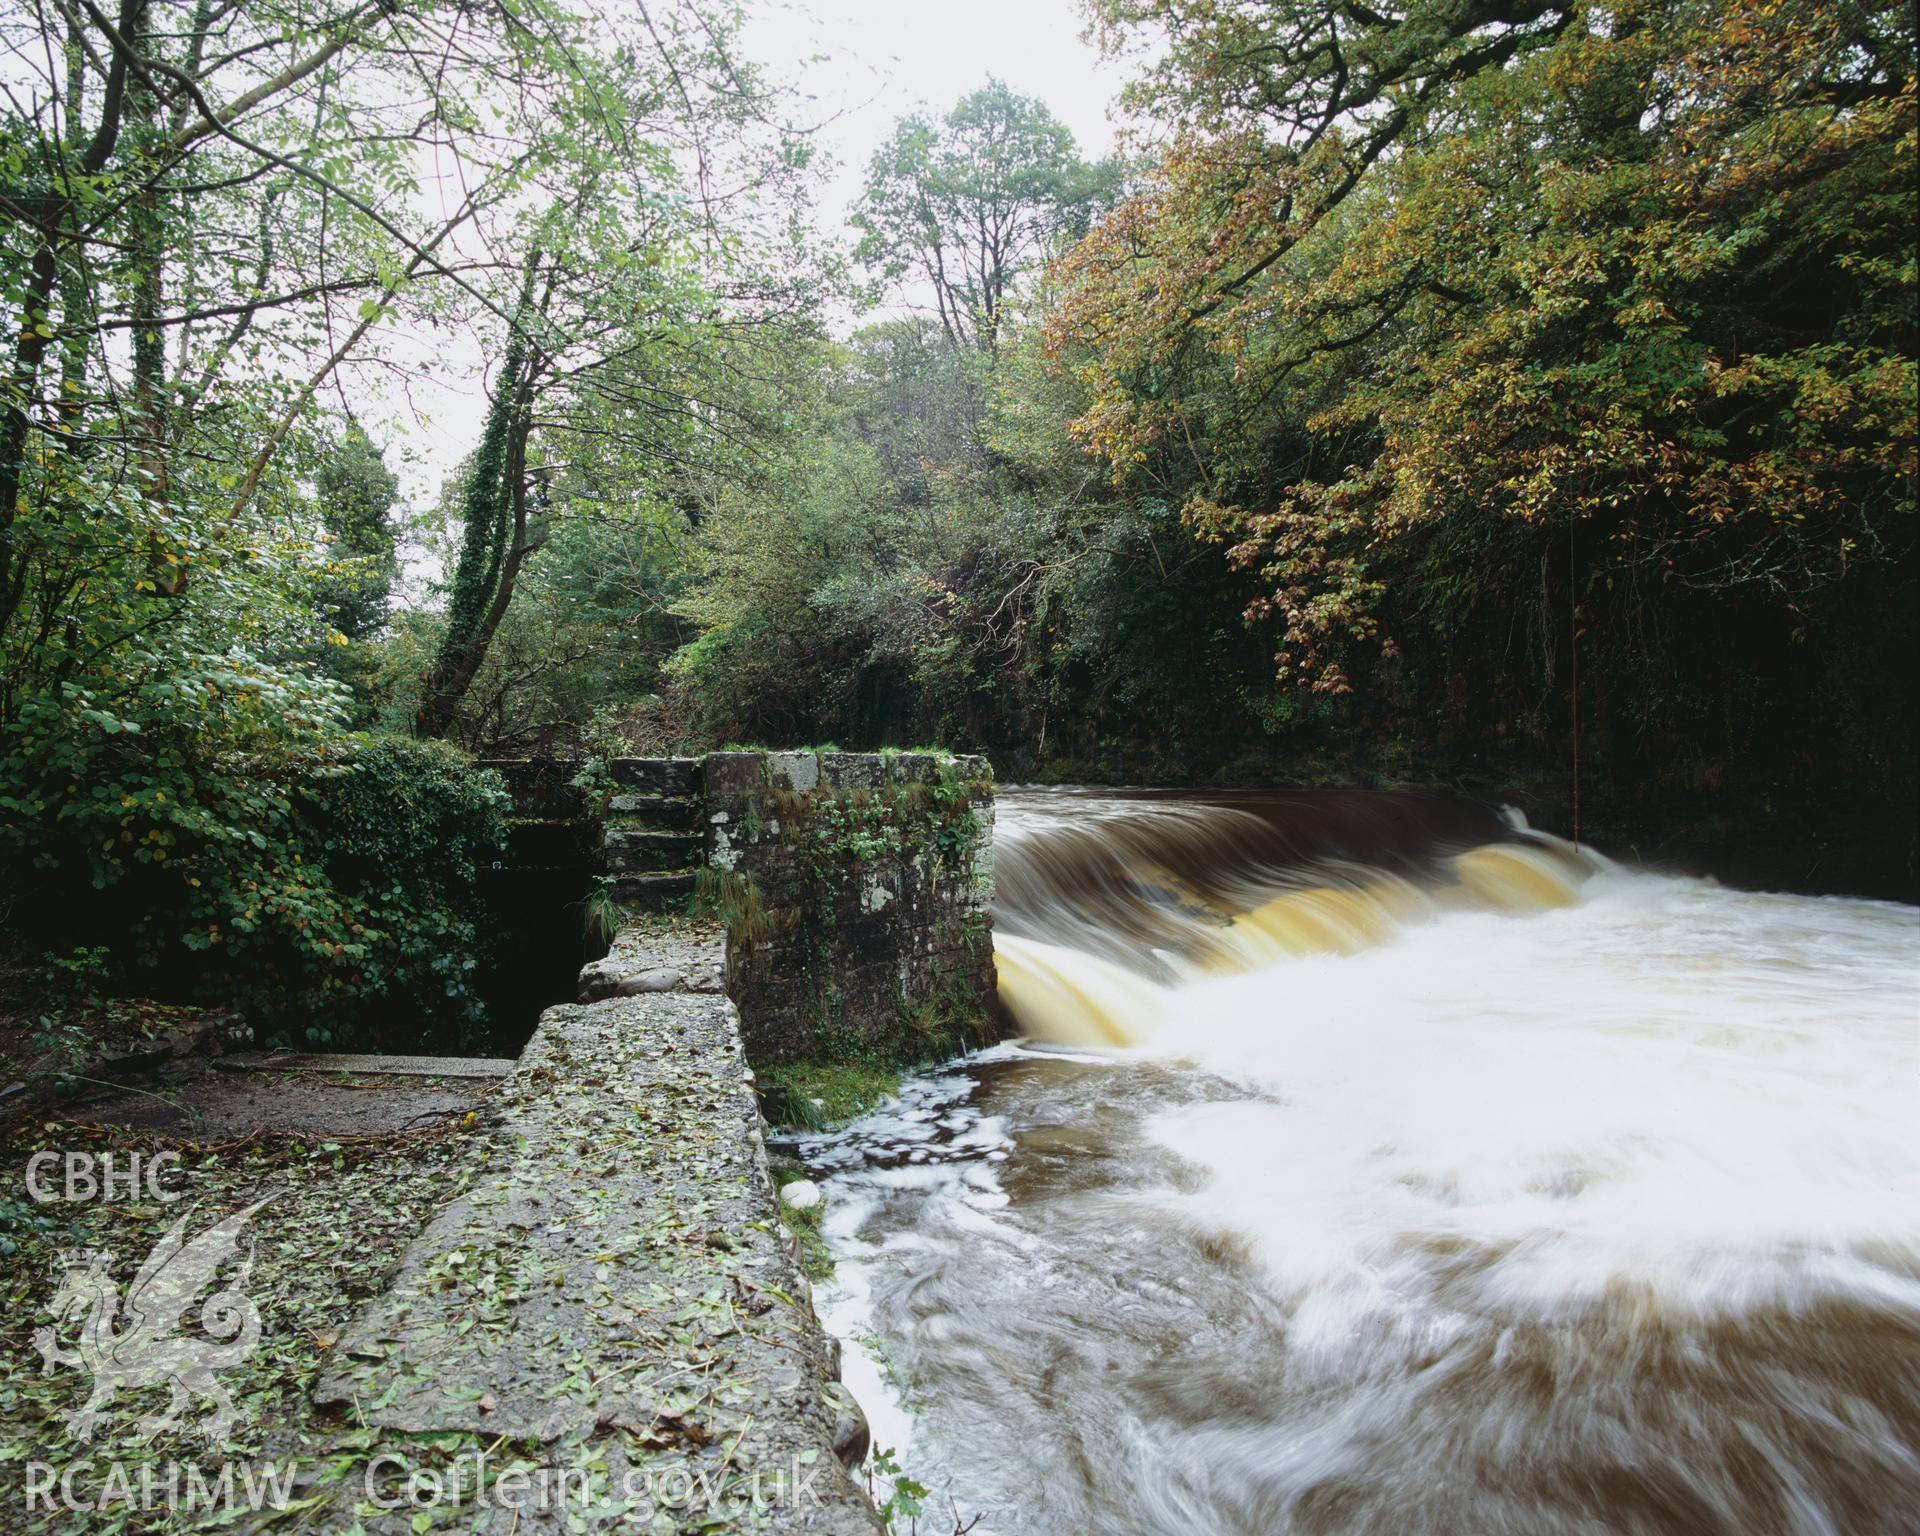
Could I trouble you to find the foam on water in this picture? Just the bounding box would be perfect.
[1146,867,1920,1320]
[796,791,1920,1536]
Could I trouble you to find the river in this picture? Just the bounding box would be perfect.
[788,788,1920,1536]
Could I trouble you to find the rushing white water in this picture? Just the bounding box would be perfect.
[794,790,1920,1536]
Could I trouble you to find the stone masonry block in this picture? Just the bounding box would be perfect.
[819,752,885,790]
[885,753,939,785]
[766,751,821,792]
[610,757,702,797]
[701,751,767,812]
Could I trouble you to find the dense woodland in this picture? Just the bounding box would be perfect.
[0,0,1913,1044]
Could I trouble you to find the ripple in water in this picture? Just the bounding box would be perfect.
[790,790,1920,1536]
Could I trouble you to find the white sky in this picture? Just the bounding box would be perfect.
[744,0,1127,235]
[372,0,1126,538]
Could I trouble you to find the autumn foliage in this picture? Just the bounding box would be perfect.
[1054,0,1915,695]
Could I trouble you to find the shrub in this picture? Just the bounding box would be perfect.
[0,652,508,1047]
[287,736,511,1046]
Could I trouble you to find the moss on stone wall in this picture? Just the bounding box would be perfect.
[702,751,997,1070]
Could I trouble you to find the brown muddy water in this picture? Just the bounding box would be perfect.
[789,788,1920,1536]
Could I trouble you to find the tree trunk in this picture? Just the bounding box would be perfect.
[415,409,538,739]
[0,0,139,639]
[126,2,183,596]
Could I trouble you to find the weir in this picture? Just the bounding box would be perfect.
[272,751,1002,1531]
[27,777,1913,1534]
[989,789,1600,1046]
[480,752,997,1063]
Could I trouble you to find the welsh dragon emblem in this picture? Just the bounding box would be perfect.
[32,1194,276,1443]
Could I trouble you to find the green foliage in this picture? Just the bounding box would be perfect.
[692,865,782,948]
[0,640,346,916]
[935,809,981,870]
[766,1155,836,1277]
[304,423,404,721]
[417,317,534,738]
[581,875,620,951]
[1041,0,1917,812]
[867,1447,931,1532]
[287,736,511,1044]
[854,80,1120,351]
[765,778,984,893]
[404,2,823,744]
[311,423,403,644]
[569,744,622,819]
[0,0,829,1038]
[757,1062,901,1130]
[20,945,111,1072]
[0,671,509,1044]
[450,511,700,754]
[670,317,1288,769]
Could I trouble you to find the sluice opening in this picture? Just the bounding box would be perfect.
[472,860,610,1057]
[468,758,613,1059]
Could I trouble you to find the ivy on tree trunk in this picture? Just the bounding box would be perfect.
[415,295,539,740]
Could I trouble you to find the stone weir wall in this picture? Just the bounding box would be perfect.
[700,751,997,1068]
[291,751,999,1530]
[302,926,884,1534]
[485,752,999,1070]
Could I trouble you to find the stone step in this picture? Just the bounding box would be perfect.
[610,757,703,798]
[610,869,699,908]
[603,828,702,873]
[606,792,704,830]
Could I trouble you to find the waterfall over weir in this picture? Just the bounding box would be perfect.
[993,790,1595,1046]
[795,788,1920,1536]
